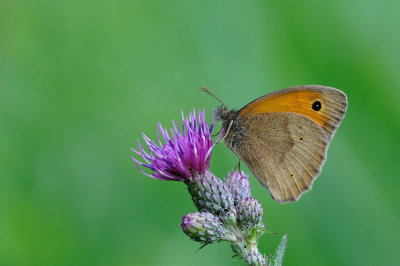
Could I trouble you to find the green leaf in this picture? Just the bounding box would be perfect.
[270,234,287,266]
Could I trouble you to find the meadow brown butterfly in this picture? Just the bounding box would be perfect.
[206,85,347,203]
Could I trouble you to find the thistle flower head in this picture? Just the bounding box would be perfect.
[132,109,218,181]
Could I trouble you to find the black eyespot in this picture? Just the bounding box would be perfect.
[300,137,303,140]
[312,101,322,111]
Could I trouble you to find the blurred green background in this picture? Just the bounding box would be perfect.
[1,0,399,265]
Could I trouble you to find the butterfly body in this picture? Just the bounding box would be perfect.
[215,85,347,203]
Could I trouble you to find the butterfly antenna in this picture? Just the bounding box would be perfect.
[199,87,226,107]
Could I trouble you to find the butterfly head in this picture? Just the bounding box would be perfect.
[199,87,242,147]
[199,87,237,122]
[215,105,237,123]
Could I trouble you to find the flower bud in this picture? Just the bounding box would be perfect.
[181,212,226,243]
[224,171,251,206]
[244,250,266,266]
[187,171,235,222]
[237,198,263,228]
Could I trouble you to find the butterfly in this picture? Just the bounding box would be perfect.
[206,85,347,203]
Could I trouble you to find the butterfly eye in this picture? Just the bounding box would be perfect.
[312,101,322,111]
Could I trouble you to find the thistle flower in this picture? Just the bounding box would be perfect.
[131,109,218,181]
[131,107,287,266]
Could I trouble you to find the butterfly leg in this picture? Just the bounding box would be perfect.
[232,159,242,173]
[217,120,233,144]
[211,127,222,137]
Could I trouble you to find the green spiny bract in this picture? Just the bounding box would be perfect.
[187,171,236,224]
[181,212,231,243]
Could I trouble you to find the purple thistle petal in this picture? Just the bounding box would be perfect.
[130,149,151,167]
[132,159,158,179]
[136,138,151,158]
[130,147,143,156]
[209,109,215,134]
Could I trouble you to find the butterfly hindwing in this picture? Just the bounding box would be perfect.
[237,112,329,203]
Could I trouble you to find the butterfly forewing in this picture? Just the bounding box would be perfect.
[238,85,347,140]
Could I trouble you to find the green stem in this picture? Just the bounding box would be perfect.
[229,226,266,265]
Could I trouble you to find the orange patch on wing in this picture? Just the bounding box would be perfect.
[238,90,327,129]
